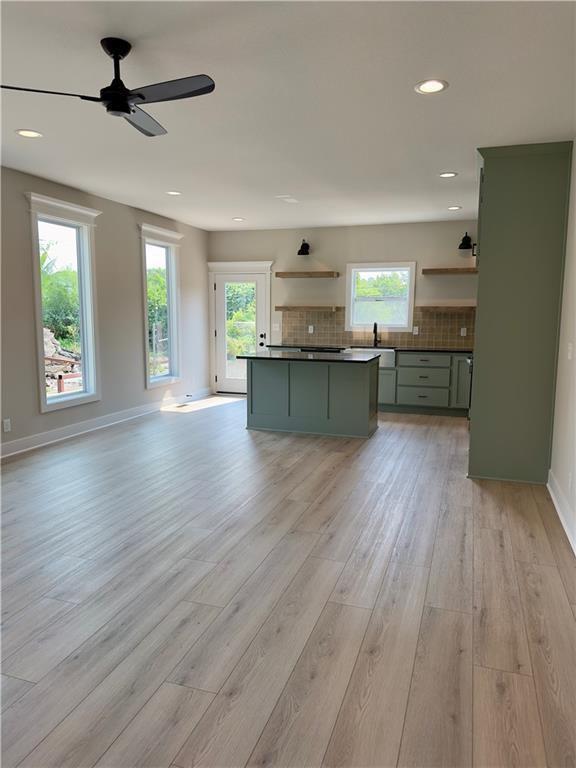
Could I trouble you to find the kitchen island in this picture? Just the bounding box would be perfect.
[236,350,380,437]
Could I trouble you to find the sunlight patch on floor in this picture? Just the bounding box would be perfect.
[161,395,245,414]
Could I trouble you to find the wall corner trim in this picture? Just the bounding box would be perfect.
[547,470,576,556]
[0,387,211,459]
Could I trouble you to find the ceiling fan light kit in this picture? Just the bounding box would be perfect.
[2,37,215,137]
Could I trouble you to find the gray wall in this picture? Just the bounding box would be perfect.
[1,167,210,446]
[550,149,576,548]
[208,221,477,344]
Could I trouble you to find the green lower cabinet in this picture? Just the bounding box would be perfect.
[378,369,397,404]
[450,355,472,409]
[378,352,472,413]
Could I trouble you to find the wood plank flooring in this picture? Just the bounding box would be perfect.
[2,398,575,768]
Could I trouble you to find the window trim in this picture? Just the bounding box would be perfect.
[345,261,416,332]
[140,224,183,389]
[28,193,102,413]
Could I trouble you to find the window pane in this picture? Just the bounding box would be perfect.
[352,268,410,327]
[38,220,85,399]
[146,243,171,379]
[225,281,256,379]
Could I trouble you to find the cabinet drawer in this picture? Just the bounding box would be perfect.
[397,386,449,407]
[397,352,451,368]
[397,367,450,388]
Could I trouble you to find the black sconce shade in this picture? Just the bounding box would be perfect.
[297,239,310,255]
[459,232,473,250]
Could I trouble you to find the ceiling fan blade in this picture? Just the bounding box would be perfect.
[123,106,167,137]
[129,74,214,105]
[1,84,101,102]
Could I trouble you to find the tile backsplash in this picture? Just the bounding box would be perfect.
[281,307,475,349]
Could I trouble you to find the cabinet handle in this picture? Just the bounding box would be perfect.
[417,395,428,399]
[418,375,429,379]
[419,358,429,362]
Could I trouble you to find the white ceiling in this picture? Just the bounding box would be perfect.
[2,2,575,231]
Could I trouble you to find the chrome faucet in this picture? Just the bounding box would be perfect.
[373,322,379,348]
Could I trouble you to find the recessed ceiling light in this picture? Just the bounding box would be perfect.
[232,217,245,222]
[414,79,449,95]
[275,194,292,199]
[439,171,458,178]
[282,198,299,204]
[166,190,182,196]
[448,205,462,211]
[16,128,43,138]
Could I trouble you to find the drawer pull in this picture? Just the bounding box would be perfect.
[418,375,429,379]
[419,358,430,362]
[417,395,428,399]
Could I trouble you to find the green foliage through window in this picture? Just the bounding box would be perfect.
[352,268,411,327]
[40,240,81,353]
[225,282,256,360]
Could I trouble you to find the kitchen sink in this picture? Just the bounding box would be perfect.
[346,347,395,367]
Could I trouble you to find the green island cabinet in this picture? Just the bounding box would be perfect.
[469,141,572,483]
[246,357,379,437]
[378,352,472,412]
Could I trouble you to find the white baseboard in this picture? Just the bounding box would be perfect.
[547,470,576,556]
[1,387,212,459]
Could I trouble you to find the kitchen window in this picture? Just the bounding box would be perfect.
[345,262,416,332]
[141,224,182,388]
[29,193,101,412]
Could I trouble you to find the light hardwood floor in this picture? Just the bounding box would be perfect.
[2,398,575,768]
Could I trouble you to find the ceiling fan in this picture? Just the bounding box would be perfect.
[1,37,215,137]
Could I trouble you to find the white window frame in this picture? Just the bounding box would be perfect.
[345,261,416,332]
[140,224,183,389]
[29,193,101,413]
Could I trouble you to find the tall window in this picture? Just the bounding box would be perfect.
[141,225,181,387]
[30,194,100,412]
[345,262,416,332]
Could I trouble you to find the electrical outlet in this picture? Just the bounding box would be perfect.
[569,471,573,495]
[272,322,280,332]
[568,342,573,361]
[412,326,419,336]
[460,327,467,337]
[3,418,11,433]
[308,325,314,334]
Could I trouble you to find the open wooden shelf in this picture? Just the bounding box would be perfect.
[275,271,340,278]
[275,305,344,312]
[417,304,477,314]
[422,267,478,275]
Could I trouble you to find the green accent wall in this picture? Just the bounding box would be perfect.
[469,141,573,483]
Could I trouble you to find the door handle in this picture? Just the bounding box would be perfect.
[259,332,266,339]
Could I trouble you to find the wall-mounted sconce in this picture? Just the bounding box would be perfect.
[458,232,473,250]
[297,239,310,256]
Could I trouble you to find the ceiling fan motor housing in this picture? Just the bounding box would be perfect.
[100,80,134,116]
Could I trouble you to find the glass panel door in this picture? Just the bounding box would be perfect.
[214,273,267,393]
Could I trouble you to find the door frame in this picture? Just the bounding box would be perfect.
[207,261,273,393]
